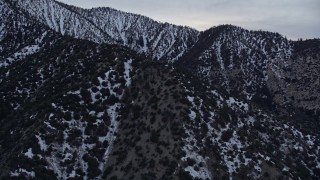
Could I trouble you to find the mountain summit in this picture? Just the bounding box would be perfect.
[0,0,319,179]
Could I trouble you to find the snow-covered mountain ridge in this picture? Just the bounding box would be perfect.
[8,0,199,61]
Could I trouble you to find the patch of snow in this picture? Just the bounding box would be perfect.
[2,31,49,67]
[293,143,303,151]
[291,126,303,138]
[114,16,127,44]
[182,94,212,179]
[141,35,148,52]
[187,96,194,104]
[226,97,249,111]
[51,103,57,108]
[226,97,236,105]
[35,135,48,151]
[0,22,6,41]
[10,169,35,178]
[99,103,121,169]
[44,120,56,130]
[124,59,133,86]
[49,2,59,32]
[67,90,81,95]
[152,31,164,50]
[211,90,224,108]
[37,31,48,43]
[189,110,196,120]
[254,162,262,172]
[282,166,290,172]
[1,45,40,68]
[46,155,64,179]
[5,70,10,77]
[43,1,53,29]
[96,112,104,118]
[220,131,247,175]
[246,116,256,126]
[306,135,315,146]
[59,9,65,35]
[24,148,34,159]
[182,128,212,179]
[69,170,76,178]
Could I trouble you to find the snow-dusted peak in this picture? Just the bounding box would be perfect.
[68,4,199,61]
[178,25,293,100]
[10,0,199,61]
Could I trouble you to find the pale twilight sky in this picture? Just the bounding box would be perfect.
[58,0,320,40]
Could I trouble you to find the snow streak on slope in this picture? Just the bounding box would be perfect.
[99,59,133,175]
[0,22,5,42]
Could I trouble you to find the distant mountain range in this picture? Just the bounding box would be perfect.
[1,0,319,179]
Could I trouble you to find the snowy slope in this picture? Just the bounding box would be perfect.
[0,0,58,68]
[10,0,199,61]
[73,7,199,61]
[178,25,320,112]
[10,0,114,43]
[0,39,138,179]
[178,25,293,101]
[1,38,319,179]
